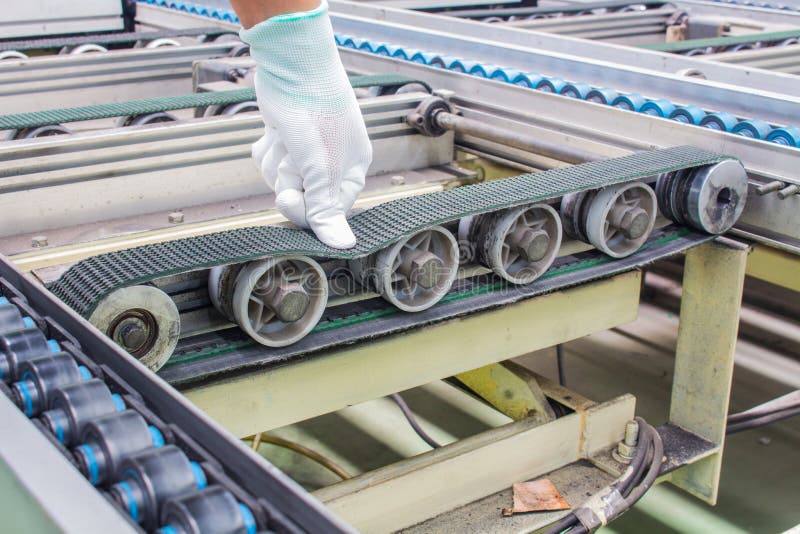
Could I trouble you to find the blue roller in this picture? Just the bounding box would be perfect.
[469,63,500,78]
[373,43,392,56]
[512,72,544,88]
[492,68,522,83]
[699,112,739,132]
[339,36,356,48]
[382,44,403,58]
[766,126,800,147]
[669,105,707,124]
[536,77,567,93]
[450,59,479,73]
[411,51,436,64]
[429,55,458,69]
[560,82,593,99]
[586,87,619,105]
[612,93,647,111]
[731,119,773,139]
[390,48,410,61]
[357,40,376,53]
[640,99,676,117]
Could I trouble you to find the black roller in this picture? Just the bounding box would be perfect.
[158,486,257,534]
[75,410,165,486]
[0,327,59,383]
[40,379,125,446]
[11,352,90,416]
[109,445,206,529]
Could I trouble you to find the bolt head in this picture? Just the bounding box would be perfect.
[619,208,650,239]
[616,441,637,460]
[115,318,148,352]
[390,175,406,186]
[516,229,550,263]
[271,284,310,323]
[31,235,48,248]
[410,252,444,289]
[168,211,185,224]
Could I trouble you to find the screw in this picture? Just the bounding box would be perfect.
[168,211,185,224]
[390,175,405,186]
[31,235,48,248]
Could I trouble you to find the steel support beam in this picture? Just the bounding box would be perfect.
[314,395,635,533]
[744,244,800,292]
[668,238,748,503]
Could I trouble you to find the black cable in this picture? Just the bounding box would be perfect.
[389,393,442,449]
[726,406,800,435]
[543,417,662,534]
[618,419,652,497]
[556,344,567,387]
[727,391,800,424]
[622,423,664,507]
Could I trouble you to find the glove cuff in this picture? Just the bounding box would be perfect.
[239,0,352,111]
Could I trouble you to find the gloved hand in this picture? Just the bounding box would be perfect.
[240,0,372,249]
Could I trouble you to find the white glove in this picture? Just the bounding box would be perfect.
[240,0,372,249]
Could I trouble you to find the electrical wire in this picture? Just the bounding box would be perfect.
[727,406,800,435]
[726,390,800,434]
[556,344,567,387]
[389,393,442,449]
[247,433,353,480]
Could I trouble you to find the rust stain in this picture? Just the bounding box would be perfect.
[501,479,570,516]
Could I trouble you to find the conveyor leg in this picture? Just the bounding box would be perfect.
[455,362,556,423]
[668,238,749,504]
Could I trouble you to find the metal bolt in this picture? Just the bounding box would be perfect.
[623,420,639,447]
[269,284,310,323]
[515,229,550,263]
[168,211,185,224]
[617,207,650,240]
[390,175,405,186]
[409,251,443,289]
[31,235,48,248]
[777,184,799,200]
[115,318,148,352]
[613,420,639,463]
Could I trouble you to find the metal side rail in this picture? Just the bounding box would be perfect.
[0,254,354,533]
[160,225,712,386]
[0,74,428,131]
[0,27,234,52]
[48,146,731,317]
[641,28,800,53]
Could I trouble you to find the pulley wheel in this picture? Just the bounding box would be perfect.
[88,286,180,371]
[584,182,657,258]
[231,256,327,347]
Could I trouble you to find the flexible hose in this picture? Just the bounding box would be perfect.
[247,433,353,480]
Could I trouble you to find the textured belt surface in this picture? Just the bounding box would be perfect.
[48,146,732,317]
